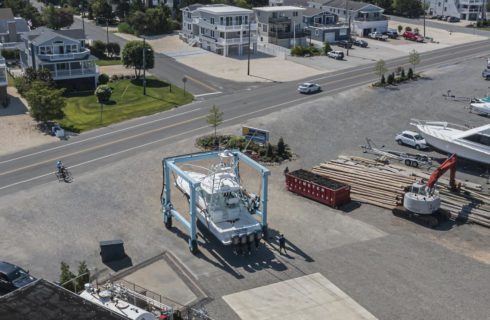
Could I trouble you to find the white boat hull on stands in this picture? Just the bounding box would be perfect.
[470,102,490,116]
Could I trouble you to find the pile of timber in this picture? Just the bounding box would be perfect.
[312,156,490,228]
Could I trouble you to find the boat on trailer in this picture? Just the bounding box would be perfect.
[175,150,263,250]
[411,119,490,165]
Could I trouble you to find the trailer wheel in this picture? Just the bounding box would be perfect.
[405,159,412,166]
[164,215,172,229]
[189,239,198,254]
[411,161,419,168]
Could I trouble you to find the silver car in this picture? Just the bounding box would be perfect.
[395,130,428,150]
[298,83,321,94]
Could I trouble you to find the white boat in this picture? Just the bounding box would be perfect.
[470,101,490,116]
[411,120,490,165]
[175,151,263,247]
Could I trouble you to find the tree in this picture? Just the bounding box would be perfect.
[266,143,273,158]
[323,41,332,55]
[405,26,412,32]
[42,5,74,30]
[392,0,423,18]
[106,42,121,57]
[76,261,90,291]
[374,59,387,78]
[206,105,223,145]
[277,137,285,156]
[122,41,154,78]
[380,74,386,85]
[95,85,112,103]
[408,49,420,71]
[113,0,131,20]
[408,68,414,79]
[128,11,147,36]
[59,261,76,292]
[91,0,113,19]
[401,68,406,79]
[26,81,65,123]
[98,73,109,84]
[397,25,403,33]
[387,73,395,85]
[89,40,107,58]
[2,0,44,27]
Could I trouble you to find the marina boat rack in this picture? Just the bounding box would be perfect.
[361,138,432,168]
[411,119,490,165]
[311,156,490,228]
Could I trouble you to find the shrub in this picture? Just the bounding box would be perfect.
[408,68,414,79]
[95,85,112,103]
[1,49,19,60]
[323,41,332,55]
[111,74,119,81]
[98,73,109,85]
[106,42,121,57]
[414,27,420,34]
[387,73,395,84]
[14,77,31,96]
[398,25,403,33]
[380,74,386,85]
[401,69,406,79]
[291,46,302,56]
[89,40,107,59]
[117,22,134,34]
[405,26,412,32]
[277,137,285,156]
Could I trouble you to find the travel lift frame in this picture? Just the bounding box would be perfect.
[161,151,271,254]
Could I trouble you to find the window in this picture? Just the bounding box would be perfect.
[220,32,224,38]
[220,17,224,25]
[293,11,298,17]
[187,12,191,18]
[188,24,191,30]
[245,16,248,24]
[211,30,215,37]
[263,24,267,32]
[210,18,215,24]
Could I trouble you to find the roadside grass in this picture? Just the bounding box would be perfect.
[96,58,123,66]
[59,77,193,132]
[7,74,15,86]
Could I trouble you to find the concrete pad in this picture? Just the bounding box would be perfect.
[223,273,378,320]
[121,258,197,307]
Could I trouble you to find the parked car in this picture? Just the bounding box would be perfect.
[327,50,344,60]
[297,83,321,94]
[385,29,399,39]
[368,32,388,41]
[0,261,36,294]
[395,131,428,150]
[337,40,352,49]
[448,16,460,22]
[353,39,368,47]
[402,31,424,42]
[438,15,447,20]
[430,15,441,19]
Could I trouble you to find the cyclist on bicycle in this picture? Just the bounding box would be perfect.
[56,160,64,174]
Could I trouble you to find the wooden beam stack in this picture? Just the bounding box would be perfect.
[312,156,490,228]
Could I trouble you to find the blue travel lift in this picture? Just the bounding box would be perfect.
[161,151,271,254]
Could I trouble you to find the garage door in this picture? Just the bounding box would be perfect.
[324,32,335,43]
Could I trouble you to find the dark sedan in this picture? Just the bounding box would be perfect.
[353,39,368,48]
[337,40,352,49]
[0,261,36,294]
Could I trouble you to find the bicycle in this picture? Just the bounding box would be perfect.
[55,167,73,183]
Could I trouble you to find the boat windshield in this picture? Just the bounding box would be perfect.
[463,133,490,147]
[414,134,424,140]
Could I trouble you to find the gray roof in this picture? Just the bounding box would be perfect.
[0,18,30,35]
[322,0,379,11]
[0,279,127,320]
[280,0,309,6]
[0,8,14,20]
[22,27,86,44]
[183,3,205,11]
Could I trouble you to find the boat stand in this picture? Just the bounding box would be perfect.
[161,151,271,254]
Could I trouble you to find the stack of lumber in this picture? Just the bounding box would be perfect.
[312,155,490,228]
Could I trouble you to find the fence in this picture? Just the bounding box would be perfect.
[257,43,290,59]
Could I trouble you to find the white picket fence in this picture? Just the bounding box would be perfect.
[256,43,290,59]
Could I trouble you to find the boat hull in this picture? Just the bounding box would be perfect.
[417,128,490,165]
[470,103,490,116]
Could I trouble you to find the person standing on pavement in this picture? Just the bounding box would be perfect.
[278,233,287,255]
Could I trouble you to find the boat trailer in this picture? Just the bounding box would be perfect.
[361,138,432,168]
[161,150,271,254]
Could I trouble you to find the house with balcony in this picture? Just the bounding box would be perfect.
[0,57,8,105]
[427,0,487,21]
[269,0,309,6]
[309,0,388,36]
[254,6,306,48]
[181,4,257,56]
[20,27,98,90]
[303,8,350,44]
[0,8,30,50]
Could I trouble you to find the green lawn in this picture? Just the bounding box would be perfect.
[59,77,193,132]
[96,58,123,66]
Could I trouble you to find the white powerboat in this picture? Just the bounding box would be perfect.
[175,151,263,247]
[470,102,490,116]
[411,119,490,165]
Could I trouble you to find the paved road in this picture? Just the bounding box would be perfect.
[1,39,490,196]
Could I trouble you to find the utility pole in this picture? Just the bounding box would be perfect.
[106,17,109,46]
[423,0,426,38]
[345,0,351,56]
[80,3,85,35]
[247,20,251,76]
[142,36,146,95]
[293,20,296,47]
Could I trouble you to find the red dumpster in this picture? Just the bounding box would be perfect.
[285,169,350,208]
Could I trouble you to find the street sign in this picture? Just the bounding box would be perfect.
[242,126,269,144]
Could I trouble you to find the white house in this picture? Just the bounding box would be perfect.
[20,27,99,90]
[427,0,487,21]
[181,4,257,56]
[254,6,306,48]
[309,0,388,36]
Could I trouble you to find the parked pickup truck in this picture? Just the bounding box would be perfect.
[368,32,388,41]
[402,31,424,42]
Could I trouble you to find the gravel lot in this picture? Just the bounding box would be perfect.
[1,56,489,319]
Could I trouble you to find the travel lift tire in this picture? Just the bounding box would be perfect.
[188,239,198,254]
[164,214,172,229]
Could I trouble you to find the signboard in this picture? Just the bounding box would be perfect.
[242,126,269,144]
